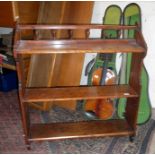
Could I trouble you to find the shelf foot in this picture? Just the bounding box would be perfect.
[129,135,135,142]
[26,144,31,150]
[24,136,31,150]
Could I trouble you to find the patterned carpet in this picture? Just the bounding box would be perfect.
[0,90,155,153]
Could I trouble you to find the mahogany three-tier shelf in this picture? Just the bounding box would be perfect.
[13,24,147,149]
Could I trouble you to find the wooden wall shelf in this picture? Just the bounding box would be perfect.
[13,24,147,149]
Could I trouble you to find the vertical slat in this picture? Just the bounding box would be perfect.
[68,29,73,39]
[85,29,90,39]
[14,27,20,43]
[51,30,56,40]
[33,29,39,40]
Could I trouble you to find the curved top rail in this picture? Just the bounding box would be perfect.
[16,24,138,30]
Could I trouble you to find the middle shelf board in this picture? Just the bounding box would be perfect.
[23,85,138,103]
[15,39,145,55]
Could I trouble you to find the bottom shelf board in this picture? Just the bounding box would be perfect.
[29,119,134,141]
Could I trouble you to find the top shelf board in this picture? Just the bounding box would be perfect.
[14,39,145,55]
[13,24,146,55]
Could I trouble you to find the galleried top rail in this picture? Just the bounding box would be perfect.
[16,24,138,30]
[13,24,147,56]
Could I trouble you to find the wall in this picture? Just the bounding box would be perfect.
[80,1,155,107]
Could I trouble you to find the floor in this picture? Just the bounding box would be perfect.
[0,90,155,153]
[147,108,155,154]
[152,108,155,119]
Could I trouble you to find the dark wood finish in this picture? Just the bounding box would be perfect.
[124,29,148,130]
[15,54,30,147]
[13,24,147,149]
[135,30,147,53]
[29,120,134,141]
[126,53,144,130]
[23,85,138,103]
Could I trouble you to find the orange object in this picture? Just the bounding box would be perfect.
[85,66,116,120]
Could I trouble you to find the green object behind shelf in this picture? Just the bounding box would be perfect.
[88,5,122,85]
[82,5,122,120]
[117,3,151,124]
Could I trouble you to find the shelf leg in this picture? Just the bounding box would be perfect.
[129,135,135,142]
[126,53,144,129]
[18,99,31,149]
[26,143,31,150]
[15,54,31,149]
[23,134,31,150]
